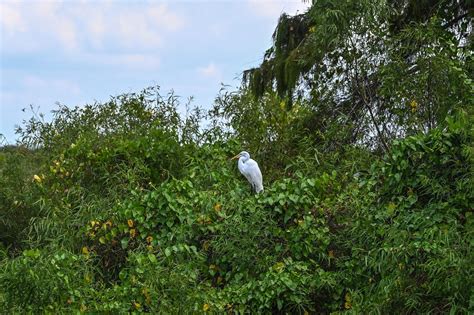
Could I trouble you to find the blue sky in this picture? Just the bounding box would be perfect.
[0,0,309,144]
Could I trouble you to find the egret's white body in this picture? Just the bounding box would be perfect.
[231,151,263,193]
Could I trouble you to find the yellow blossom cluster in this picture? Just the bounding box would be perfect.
[344,292,352,309]
[142,287,152,305]
[33,174,45,183]
[197,215,212,225]
[50,159,70,178]
[146,236,153,244]
[410,100,418,113]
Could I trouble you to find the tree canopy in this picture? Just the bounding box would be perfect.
[244,0,473,151]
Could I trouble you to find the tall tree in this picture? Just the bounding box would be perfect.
[244,0,473,151]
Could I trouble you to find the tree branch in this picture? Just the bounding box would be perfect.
[442,11,471,29]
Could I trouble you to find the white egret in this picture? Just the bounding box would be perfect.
[231,151,264,193]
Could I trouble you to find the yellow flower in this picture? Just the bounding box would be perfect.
[213,203,222,212]
[203,303,210,312]
[84,273,91,283]
[280,100,286,110]
[127,219,134,228]
[82,246,89,256]
[410,100,418,112]
[146,236,153,244]
[130,229,137,238]
[387,202,397,215]
[33,174,42,183]
[142,287,152,305]
[273,262,285,272]
[344,292,352,309]
[133,301,141,309]
[146,245,153,251]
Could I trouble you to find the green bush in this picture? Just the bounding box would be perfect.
[0,85,472,313]
[0,249,92,313]
[0,146,44,251]
[341,119,474,313]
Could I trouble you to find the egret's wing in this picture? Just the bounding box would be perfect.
[238,161,253,183]
[246,159,264,192]
[242,171,253,185]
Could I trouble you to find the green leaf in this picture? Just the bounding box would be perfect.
[284,212,292,224]
[23,249,41,259]
[277,299,283,310]
[289,194,298,203]
[148,253,157,264]
[121,237,129,249]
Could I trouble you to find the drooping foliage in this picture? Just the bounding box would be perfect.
[244,0,473,151]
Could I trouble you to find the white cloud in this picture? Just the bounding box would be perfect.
[84,11,107,49]
[208,23,227,38]
[0,2,27,35]
[248,0,310,19]
[84,53,161,70]
[0,2,185,53]
[148,4,184,31]
[23,75,81,96]
[197,63,221,78]
[57,18,79,51]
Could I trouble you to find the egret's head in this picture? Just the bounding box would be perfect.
[231,151,250,161]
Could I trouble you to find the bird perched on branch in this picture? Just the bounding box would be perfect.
[231,151,263,193]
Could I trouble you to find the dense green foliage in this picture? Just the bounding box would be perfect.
[244,0,473,151]
[1,0,473,313]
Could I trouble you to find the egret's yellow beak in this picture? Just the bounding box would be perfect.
[230,154,240,160]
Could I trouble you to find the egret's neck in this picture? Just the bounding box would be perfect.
[238,157,247,170]
[239,156,249,164]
